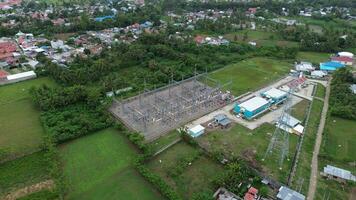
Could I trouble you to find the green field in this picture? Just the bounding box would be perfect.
[296,52,331,64]
[0,77,56,105]
[209,57,291,96]
[197,123,298,183]
[0,78,56,160]
[291,99,324,195]
[0,152,50,197]
[148,130,181,153]
[315,83,326,99]
[225,30,299,47]
[60,128,163,200]
[147,142,223,199]
[291,100,310,121]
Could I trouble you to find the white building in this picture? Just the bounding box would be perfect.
[295,62,314,72]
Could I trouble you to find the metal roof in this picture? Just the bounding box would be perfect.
[238,96,269,112]
[323,165,356,181]
[189,124,205,134]
[263,88,287,99]
[277,186,305,200]
[280,114,300,128]
[6,71,36,80]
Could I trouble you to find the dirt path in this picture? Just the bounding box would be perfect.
[307,80,331,200]
[2,180,54,200]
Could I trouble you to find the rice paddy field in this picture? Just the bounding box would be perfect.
[60,128,164,200]
[209,57,291,96]
[0,77,57,160]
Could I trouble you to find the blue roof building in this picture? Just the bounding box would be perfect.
[234,97,270,120]
[95,15,115,22]
[320,61,345,71]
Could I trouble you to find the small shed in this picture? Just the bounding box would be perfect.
[277,186,305,200]
[188,125,205,138]
[311,70,327,78]
[322,165,356,182]
[214,114,231,128]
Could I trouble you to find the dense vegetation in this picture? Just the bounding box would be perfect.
[329,68,356,120]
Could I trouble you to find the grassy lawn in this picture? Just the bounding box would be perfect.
[148,130,181,153]
[147,142,223,199]
[197,123,299,183]
[291,99,324,195]
[209,57,291,96]
[296,52,331,64]
[224,30,299,47]
[0,77,56,159]
[60,128,163,200]
[0,152,50,197]
[0,77,56,105]
[291,100,310,122]
[315,83,325,99]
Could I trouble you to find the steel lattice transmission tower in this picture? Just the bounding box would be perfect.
[263,77,302,169]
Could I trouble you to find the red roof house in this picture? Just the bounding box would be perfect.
[0,69,9,79]
[331,56,354,65]
[248,8,257,14]
[244,187,258,200]
[244,193,255,200]
[194,35,204,44]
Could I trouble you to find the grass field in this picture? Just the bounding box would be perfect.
[197,123,299,183]
[224,30,299,47]
[291,100,310,121]
[0,78,56,159]
[60,128,163,200]
[147,142,223,199]
[0,152,50,196]
[291,99,324,195]
[0,77,56,105]
[209,57,291,96]
[296,52,331,64]
[315,83,325,99]
[148,130,181,153]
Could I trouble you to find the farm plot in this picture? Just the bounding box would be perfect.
[196,123,299,183]
[209,57,291,96]
[0,77,56,160]
[147,142,224,199]
[60,128,164,200]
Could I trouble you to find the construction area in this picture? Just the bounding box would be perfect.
[110,74,232,141]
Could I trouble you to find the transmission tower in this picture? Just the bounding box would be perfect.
[263,78,301,169]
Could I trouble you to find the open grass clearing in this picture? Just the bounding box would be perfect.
[291,99,310,121]
[209,57,291,96]
[196,123,299,183]
[296,51,331,64]
[148,130,181,153]
[0,77,56,105]
[60,128,163,200]
[315,83,325,99]
[0,152,50,197]
[0,77,56,159]
[147,141,223,199]
[0,99,45,159]
[224,30,299,47]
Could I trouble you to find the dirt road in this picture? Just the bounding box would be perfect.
[307,80,331,200]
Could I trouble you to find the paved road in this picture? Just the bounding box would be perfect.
[307,79,331,200]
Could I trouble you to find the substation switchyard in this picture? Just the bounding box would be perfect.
[110,74,232,141]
